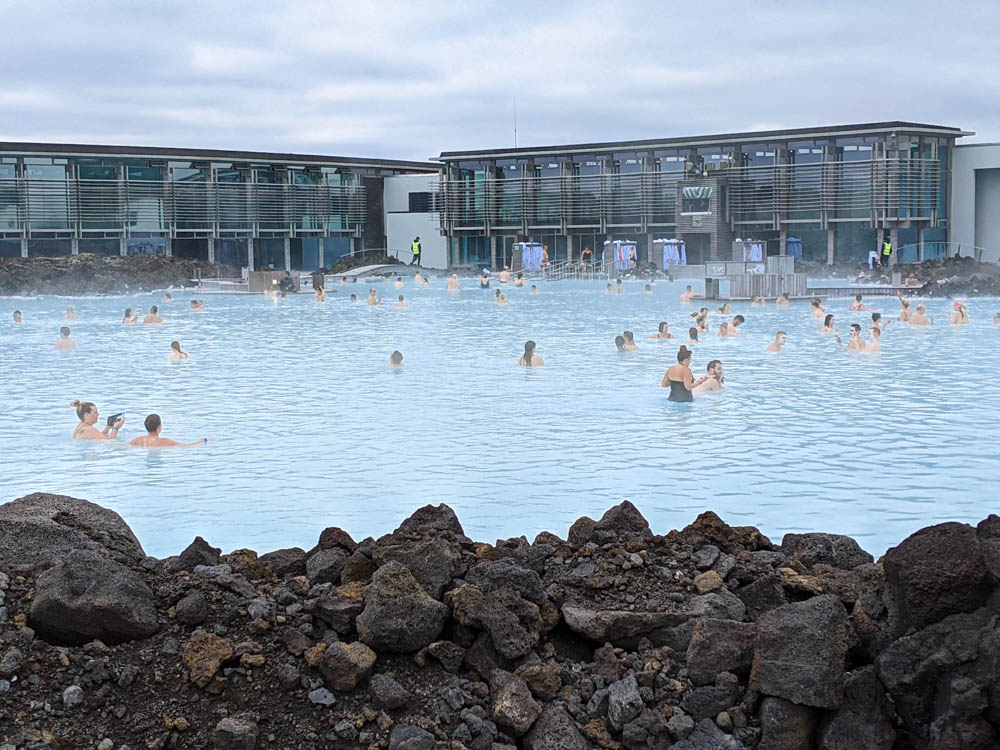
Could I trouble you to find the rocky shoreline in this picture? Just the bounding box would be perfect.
[0,494,998,750]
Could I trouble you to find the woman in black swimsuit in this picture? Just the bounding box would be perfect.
[662,345,695,402]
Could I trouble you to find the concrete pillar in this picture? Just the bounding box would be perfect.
[779,227,788,256]
[318,237,325,269]
[165,237,172,257]
[247,237,255,272]
[566,234,574,263]
[646,233,654,264]
[207,237,215,264]
[490,235,498,270]
[889,227,899,267]
[917,226,925,262]
[20,236,28,258]
[119,237,127,256]
[283,237,291,271]
[71,237,79,255]
[826,227,836,266]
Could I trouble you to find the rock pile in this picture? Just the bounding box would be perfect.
[1,493,998,749]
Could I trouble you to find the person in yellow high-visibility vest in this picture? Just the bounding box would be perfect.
[880,237,892,267]
[410,236,421,266]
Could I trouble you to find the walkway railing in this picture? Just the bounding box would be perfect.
[520,259,618,282]
[897,242,997,264]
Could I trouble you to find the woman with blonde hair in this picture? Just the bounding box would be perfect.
[948,300,970,324]
[70,400,124,441]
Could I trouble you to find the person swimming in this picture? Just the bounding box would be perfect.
[948,300,970,324]
[499,292,509,304]
[718,315,745,337]
[394,277,404,289]
[499,266,511,283]
[446,274,461,291]
[662,345,695,402]
[692,359,723,394]
[514,273,525,287]
[687,327,699,345]
[911,304,933,325]
[71,400,124,441]
[849,294,874,312]
[350,293,358,302]
[622,331,638,351]
[479,271,491,289]
[644,284,653,295]
[367,288,382,306]
[751,296,766,307]
[866,326,883,352]
[846,323,865,350]
[65,307,76,320]
[679,285,699,303]
[647,322,675,340]
[871,312,891,333]
[395,294,408,309]
[614,334,626,352]
[811,299,826,318]
[776,292,790,306]
[518,340,544,367]
[821,314,839,334]
[717,303,731,315]
[123,308,137,325]
[168,340,189,360]
[605,283,614,295]
[164,293,173,301]
[389,351,404,369]
[129,414,207,448]
[55,326,76,351]
[766,331,787,352]
[190,299,205,310]
[898,298,912,322]
[994,312,1000,326]
[530,285,538,295]
[144,305,163,324]
[12,310,21,323]
[315,287,326,302]
[615,279,624,294]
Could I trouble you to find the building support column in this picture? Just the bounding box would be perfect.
[284,237,291,271]
[889,227,899,268]
[20,236,28,258]
[247,237,255,272]
[566,234,574,264]
[917,226,925,262]
[490,235,498,270]
[646,233,654,264]
[779,227,788,256]
[119,237,127,256]
[318,237,325,269]
[165,236,172,257]
[71,237,79,255]
[826,227,836,266]
[207,237,215,264]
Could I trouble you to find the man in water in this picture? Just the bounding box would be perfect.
[693,360,723,393]
[604,283,614,295]
[190,299,205,310]
[55,326,76,351]
[144,305,163,324]
[766,331,787,352]
[680,285,699,303]
[446,274,461,291]
[513,273,525,288]
[129,414,207,447]
[394,277,404,289]
[311,269,325,291]
[395,295,408,309]
[499,266,511,283]
[279,271,296,294]
[530,285,538,295]
[350,293,358,302]
[910,305,934,325]
[720,315,745,337]
[389,351,404,369]
[615,279,624,294]
[12,310,21,323]
[367,288,382,306]
[849,294,874,312]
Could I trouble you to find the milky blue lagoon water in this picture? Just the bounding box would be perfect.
[2,279,997,558]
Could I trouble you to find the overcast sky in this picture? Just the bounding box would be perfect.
[1,0,996,161]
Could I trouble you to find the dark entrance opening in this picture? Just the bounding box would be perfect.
[682,233,711,265]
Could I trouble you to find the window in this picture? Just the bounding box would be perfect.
[682,186,712,214]
[408,192,432,212]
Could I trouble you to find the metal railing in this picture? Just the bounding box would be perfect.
[897,242,997,264]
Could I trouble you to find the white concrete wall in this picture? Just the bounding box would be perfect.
[952,143,1000,261]
[383,174,447,269]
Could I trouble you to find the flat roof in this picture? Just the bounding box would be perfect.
[438,121,974,161]
[0,141,439,172]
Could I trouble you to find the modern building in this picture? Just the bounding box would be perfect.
[435,121,972,268]
[951,143,1000,262]
[0,141,439,270]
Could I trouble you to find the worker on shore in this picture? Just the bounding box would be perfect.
[410,236,421,266]
[880,236,893,267]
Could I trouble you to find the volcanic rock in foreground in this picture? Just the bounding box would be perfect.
[1,493,998,750]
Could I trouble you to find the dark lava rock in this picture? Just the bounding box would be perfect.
[686,619,758,685]
[465,558,546,603]
[780,533,874,570]
[671,717,746,750]
[680,510,773,553]
[319,641,376,691]
[608,673,644,731]
[213,715,259,750]
[758,697,818,750]
[173,536,221,572]
[394,503,465,537]
[524,704,589,750]
[305,547,348,585]
[681,673,740,721]
[449,585,540,659]
[370,673,414,709]
[515,663,561,701]
[341,550,374,584]
[736,575,788,620]
[427,640,465,673]
[817,666,895,750]
[593,500,652,539]
[317,526,358,553]
[388,724,435,750]
[0,493,146,572]
[356,562,448,652]
[491,670,542,737]
[883,522,992,634]
[374,537,459,599]
[561,604,687,646]
[259,547,306,578]
[29,549,159,645]
[304,593,363,633]
[174,590,208,626]
[751,594,848,709]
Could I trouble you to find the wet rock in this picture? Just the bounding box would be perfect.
[29,549,159,645]
[562,604,687,646]
[375,537,459,599]
[305,547,348,585]
[608,674,644,731]
[817,666,895,750]
[183,632,232,688]
[394,503,465,537]
[427,640,465,672]
[515,663,561,701]
[681,673,740,721]
[694,570,724,594]
[259,547,306,578]
[687,619,758,685]
[173,536,221,572]
[388,724,435,750]
[0,493,146,572]
[758,697,817,750]
[175,590,208,626]
[308,687,337,706]
[62,684,84,708]
[465,558,546,603]
[524,704,589,750]
[213,715,259,750]
[780,533,873,571]
[491,670,542,737]
[370,673,413,709]
[883,522,991,634]
[751,595,848,709]
[319,641,376,691]
[356,562,448,652]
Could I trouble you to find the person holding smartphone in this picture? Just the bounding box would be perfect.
[71,400,125,441]
[129,414,207,448]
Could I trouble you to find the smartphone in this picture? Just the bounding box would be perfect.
[106,412,124,427]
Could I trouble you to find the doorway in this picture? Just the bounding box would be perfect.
[682,233,711,265]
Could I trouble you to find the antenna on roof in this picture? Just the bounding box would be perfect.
[513,96,518,148]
